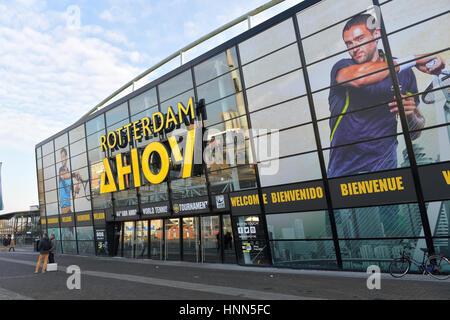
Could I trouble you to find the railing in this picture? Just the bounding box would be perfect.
[77,0,286,122]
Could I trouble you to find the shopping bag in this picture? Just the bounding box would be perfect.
[46,263,58,272]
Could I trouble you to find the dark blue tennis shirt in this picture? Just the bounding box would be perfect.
[327,53,419,178]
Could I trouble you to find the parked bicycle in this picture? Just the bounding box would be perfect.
[389,242,450,280]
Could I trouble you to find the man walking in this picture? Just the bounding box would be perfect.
[8,234,14,252]
[35,233,51,273]
[48,233,56,263]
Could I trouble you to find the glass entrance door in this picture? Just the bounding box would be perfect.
[165,218,180,260]
[135,220,148,259]
[150,219,163,260]
[222,215,236,264]
[201,215,221,263]
[123,221,135,258]
[183,217,200,262]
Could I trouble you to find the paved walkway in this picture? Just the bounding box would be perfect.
[0,247,448,300]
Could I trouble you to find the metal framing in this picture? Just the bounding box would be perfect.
[34,0,449,271]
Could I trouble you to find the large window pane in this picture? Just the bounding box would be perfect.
[340,238,426,272]
[43,153,55,168]
[250,97,311,130]
[410,125,450,166]
[426,200,450,237]
[129,87,157,115]
[242,43,301,88]
[194,47,238,85]
[267,211,332,240]
[203,93,246,127]
[270,240,338,270]
[296,0,373,39]
[170,175,208,200]
[335,204,423,239]
[106,102,129,127]
[258,152,322,187]
[325,134,409,178]
[160,90,194,115]
[246,70,306,112]
[86,130,105,151]
[159,70,193,102]
[208,165,257,194]
[139,183,168,204]
[382,0,450,34]
[254,124,317,162]
[196,71,241,105]
[239,18,296,65]
[70,139,86,157]
[86,115,105,135]
[42,141,54,156]
[69,124,85,143]
[317,105,402,150]
[54,134,68,150]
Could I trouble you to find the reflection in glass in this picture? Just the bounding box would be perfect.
[159,70,193,102]
[122,221,134,258]
[86,129,105,151]
[222,215,236,264]
[139,183,168,204]
[114,189,138,208]
[86,115,105,136]
[267,211,332,240]
[170,176,208,199]
[106,102,129,127]
[270,240,338,270]
[201,216,221,263]
[150,219,163,260]
[335,204,423,239]
[426,200,450,238]
[129,87,157,115]
[135,220,148,258]
[165,218,180,261]
[196,70,241,105]
[183,217,199,262]
[208,165,257,194]
[194,47,238,85]
[202,93,246,127]
[340,238,425,272]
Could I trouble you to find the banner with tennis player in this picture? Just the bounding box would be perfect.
[296,0,449,179]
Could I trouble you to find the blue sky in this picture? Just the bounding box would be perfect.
[0,0,302,214]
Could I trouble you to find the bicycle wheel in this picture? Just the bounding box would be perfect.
[389,258,410,278]
[426,255,450,280]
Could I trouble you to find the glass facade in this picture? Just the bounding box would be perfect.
[35,0,449,273]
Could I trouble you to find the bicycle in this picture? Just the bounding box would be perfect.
[389,242,450,280]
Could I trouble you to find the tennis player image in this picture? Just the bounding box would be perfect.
[58,148,80,213]
[327,13,446,178]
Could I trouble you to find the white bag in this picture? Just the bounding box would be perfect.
[46,263,58,272]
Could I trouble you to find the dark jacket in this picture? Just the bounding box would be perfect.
[49,238,56,253]
[2,238,8,246]
[38,237,51,254]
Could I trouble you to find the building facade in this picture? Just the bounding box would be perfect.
[35,0,450,272]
